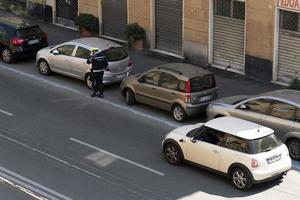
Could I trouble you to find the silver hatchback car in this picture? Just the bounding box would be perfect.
[36,37,133,88]
[206,89,300,160]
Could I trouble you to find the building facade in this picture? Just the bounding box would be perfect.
[27,0,300,85]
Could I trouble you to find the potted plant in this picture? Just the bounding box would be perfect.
[75,13,99,37]
[125,23,146,50]
[288,78,300,90]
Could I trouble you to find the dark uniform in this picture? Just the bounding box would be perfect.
[87,51,108,97]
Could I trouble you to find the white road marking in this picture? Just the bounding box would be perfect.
[0,64,179,128]
[69,137,166,176]
[0,108,13,116]
[0,166,71,200]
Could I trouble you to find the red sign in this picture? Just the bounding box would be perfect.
[279,0,300,11]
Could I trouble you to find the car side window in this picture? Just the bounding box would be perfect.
[194,126,221,145]
[159,72,178,90]
[223,135,250,154]
[0,25,7,38]
[75,46,91,59]
[143,71,161,86]
[242,99,271,114]
[57,45,75,56]
[269,101,296,121]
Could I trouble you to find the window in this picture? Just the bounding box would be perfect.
[269,101,296,121]
[178,80,186,92]
[17,25,42,37]
[194,126,223,145]
[144,71,161,86]
[252,134,282,153]
[190,75,216,92]
[75,46,91,59]
[243,99,271,114]
[280,10,299,32]
[103,47,128,62]
[215,0,231,17]
[215,0,245,20]
[0,25,7,38]
[223,135,250,153]
[159,72,178,90]
[233,1,245,20]
[57,45,75,56]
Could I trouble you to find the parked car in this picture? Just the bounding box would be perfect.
[120,63,218,122]
[36,37,133,88]
[0,17,48,63]
[206,89,300,160]
[162,117,291,190]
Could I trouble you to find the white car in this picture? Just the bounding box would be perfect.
[162,117,291,190]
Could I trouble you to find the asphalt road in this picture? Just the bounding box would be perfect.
[0,56,300,200]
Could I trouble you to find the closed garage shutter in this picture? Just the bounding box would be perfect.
[155,0,182,55]
[277,10,300,84]
[102,0,127,40]
[213,0,245,73]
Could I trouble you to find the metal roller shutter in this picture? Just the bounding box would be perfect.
[213,15,245,72]
[155,0,182,55]
[102,0,127,40]
[56,0,78,27]
[278,31,300,83]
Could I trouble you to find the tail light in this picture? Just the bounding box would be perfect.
[185,79,191,103]
[11,37,24,46]
[251,159,259,168]
[128,59,133,67]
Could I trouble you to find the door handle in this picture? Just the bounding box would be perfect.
[212,150,219,154]
[170,92,176,95]
[151,88,156,90]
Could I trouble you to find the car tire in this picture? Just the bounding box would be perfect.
[230,167,253,191]
[85,73,93,90]
[163,143,182,165]
[38,59,52,75]
[172,104,187,123]
[287,138,300,161]
[2,47,14,63]
[125,89,135,105]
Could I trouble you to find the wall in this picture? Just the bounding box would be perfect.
[79,0,99,17]
[183,0,209,66]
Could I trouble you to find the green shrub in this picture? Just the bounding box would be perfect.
[288,78,300,90]
[75,13,99,34]
[125,23,146,46]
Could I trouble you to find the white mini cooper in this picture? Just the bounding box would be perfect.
[162,117,291,190]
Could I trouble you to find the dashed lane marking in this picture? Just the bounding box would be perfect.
[0,108,13,117]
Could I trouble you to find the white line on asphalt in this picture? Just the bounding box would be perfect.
[0,166,71,200]
[0,64,179,128]
[0,108,13,116]
[69,137,166,176]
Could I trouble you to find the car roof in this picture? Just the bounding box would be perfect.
[71,37,121,51]
[258,89,300,106]
[156,63,212,78]
[0,17,33,29]
[204,117,274,140]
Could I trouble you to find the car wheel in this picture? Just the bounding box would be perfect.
[2,47,14,63]
[231,167,253,191]
[125,89,135,105]
[287,138,300,161]
[85,73,93,90]
[172,104,187,123]
[38,59,52,75]
[163,143,182,165]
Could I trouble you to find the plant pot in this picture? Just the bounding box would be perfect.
[80,27,93,37]
[131,39,143,50]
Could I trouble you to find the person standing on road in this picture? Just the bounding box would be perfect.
[87,48,108,98]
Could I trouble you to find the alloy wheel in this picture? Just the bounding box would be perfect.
[39,61,49,74]
[2,49,12,63]
[232,170,247,189]
[173,107,184,121]
[289,141,300,159]
[165,144,179,164]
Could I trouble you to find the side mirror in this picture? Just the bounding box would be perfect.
[239,104,248,110]
[191,138,197,143]
[52,49,59,55]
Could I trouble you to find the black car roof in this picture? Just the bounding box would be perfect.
[0,17,33,29]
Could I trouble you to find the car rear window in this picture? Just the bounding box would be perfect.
[191,74,216,92]
[103,47,128,62]
[17,25,42,37]
[252,134,282,153]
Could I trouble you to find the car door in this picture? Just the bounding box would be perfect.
[134,71,161,106]
[69,46,91,79]
[263,101,296,141]
[49,44,75,75]
[230,98,272,125]
[185,126,220,170]
[156,72,179,110]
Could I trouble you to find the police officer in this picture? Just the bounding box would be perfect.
[87,48,108,98]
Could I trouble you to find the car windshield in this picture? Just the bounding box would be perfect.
[17,25,42,37]
[103,47,128,62]
[252,134,282,153]
[190,75,215,92]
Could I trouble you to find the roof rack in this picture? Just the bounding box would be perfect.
[157,66,183,75]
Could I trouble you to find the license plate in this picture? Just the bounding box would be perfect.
[28,39,39,45]
[198,95,211,102]
[267,154,281,164]
[116,74,126,80]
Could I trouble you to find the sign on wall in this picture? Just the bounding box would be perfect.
[278,0,300,11]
